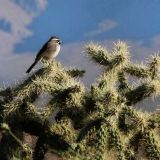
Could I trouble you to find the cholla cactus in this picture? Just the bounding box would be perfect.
[0,41,160,160]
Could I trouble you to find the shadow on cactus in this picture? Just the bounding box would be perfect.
[0,41,160,160]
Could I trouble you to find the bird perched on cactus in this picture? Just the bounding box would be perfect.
[26,36,62,73]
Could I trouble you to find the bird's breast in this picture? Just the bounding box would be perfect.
[43,45,60,60]
[52,45,60,58]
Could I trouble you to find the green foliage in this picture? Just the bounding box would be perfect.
[0,41,160,160]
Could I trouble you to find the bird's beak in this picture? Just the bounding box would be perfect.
[59,40,62,44]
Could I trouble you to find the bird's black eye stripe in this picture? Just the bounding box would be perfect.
[57,40,62,44]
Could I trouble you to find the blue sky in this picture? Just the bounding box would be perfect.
[0,0,160,111]
[14,0,160,54]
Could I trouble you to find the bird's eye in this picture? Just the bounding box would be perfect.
[57,40,62,44]
[50,38,61,44]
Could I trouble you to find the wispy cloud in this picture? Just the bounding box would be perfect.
[0,0,48,84]
[1,35,160,87]
[0,0,48,57]
[85,19,118,37]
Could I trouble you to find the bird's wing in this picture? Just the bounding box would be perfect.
[35,42,48,60]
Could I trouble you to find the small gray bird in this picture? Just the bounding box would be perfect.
[26,36,62,73]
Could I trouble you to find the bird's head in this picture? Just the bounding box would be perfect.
[49,36,62,45]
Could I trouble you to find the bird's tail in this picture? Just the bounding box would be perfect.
[26,60,37,73]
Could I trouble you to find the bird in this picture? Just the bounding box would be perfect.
[26,36,62,73]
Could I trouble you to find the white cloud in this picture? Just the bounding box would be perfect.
[59,36,160,86]
[0,0,48,57]
[58,42,102,86]
[1,35,160,86]
[0,0,48,84]
[0,41,101,86]
[0,0,33,56]
[85,19,118,37]
[0,53,34,84]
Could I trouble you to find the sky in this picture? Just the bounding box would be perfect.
[0,0,160,110]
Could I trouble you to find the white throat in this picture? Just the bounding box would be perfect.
[53,44,60,58]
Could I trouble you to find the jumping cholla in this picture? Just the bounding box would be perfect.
[0,41,160,160]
